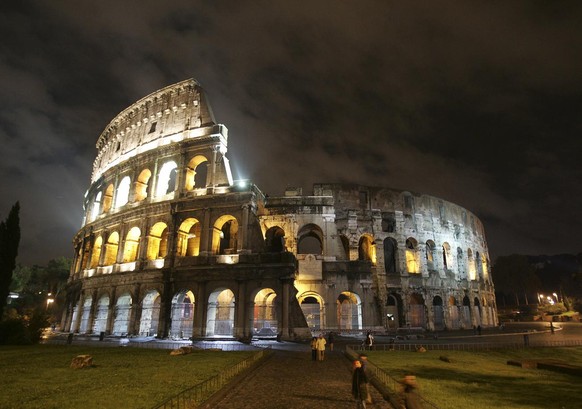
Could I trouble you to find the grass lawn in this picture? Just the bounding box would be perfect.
[366,347,582,409]
[0,344,254,409]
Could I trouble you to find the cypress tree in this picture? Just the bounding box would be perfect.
[0,202,21,319]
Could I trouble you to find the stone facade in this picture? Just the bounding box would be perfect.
[62,79,497,340]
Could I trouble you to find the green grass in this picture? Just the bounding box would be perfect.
[0,345,254,409]
[366,347,582,409]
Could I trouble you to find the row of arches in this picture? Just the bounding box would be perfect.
[71,287,278,339]
[74,215,238,273]
[86,155,210,224]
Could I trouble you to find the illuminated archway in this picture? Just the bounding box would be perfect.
[184,155,208,190]
[93,295,109,334]
[206,289,235,337]
[358,234,376,264]
[89,192,101,222]
[139,291,161,337]
[386,294,401,328]
[337,292,362,331]
[448,296,461,329]
[102,184,114,213]
[462,296,472,328]
[252,288,278,334]
[115,176,131,208]
[408,293,425,327]
[122,227,141,263]
[405,238,420,273]
[112,293,132,335]
[426,240,436,270]
[467,249,476,280]
[79,296,93,334]
[170,290,195,339]
[147,222,169,260]
[177,218,201,256]
[103,232,119,265]
[156,160,178,197]
[265,226,285,252]
[297,224,323,255]
[89,236,102,268]
[134,169,152,202]
[212,215,238,255]
[298,292,324,331]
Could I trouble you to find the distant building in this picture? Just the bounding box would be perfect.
[62,79,497,340]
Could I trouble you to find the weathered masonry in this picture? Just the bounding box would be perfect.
[62,79,497,340]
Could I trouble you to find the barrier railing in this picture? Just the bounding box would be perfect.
[346,345,439,409]
[151,349,269,409]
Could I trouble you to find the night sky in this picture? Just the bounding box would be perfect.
[1,1,581,266]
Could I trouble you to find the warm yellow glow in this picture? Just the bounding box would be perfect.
[481,254,488,278]
[212,215,238,254]
[147,222,169,260]
[103,232,119,265]
[134,169,152,202]
[184,155,208,190]
[406,249,419,273]
[90,236,102,268]
[122,227,141,262]
[177,218,201,256]
[102,184,114,213]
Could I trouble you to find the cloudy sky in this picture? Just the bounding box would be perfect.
[1,1,581,266]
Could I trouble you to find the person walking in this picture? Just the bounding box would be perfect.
[352,360,369,408]
[327,331,335,352]
[315,333,327,361]
[310,336,318,361]
[401,375,422,409]
[358,354,373,405]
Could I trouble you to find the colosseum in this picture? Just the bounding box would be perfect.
[62,78,497,341]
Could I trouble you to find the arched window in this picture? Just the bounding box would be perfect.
[156,161,178,197]
[147,222,169,260]
[383,238,397,274]
[481,253,489,280]
[122,227,141,263]
[184,155,209,190]
[89,236,102,268]
[297,224,323,255]
[405,238,419,273]
[115,176,131,208]
[211,215,238,255]
[177,218,201,256]
[90,192,102,222]
[103,232,119,265]
[134,169,152,202]
[265,226,286,252]
[358,234,376,264]
[102,184,114,213]
[426,240,436,270]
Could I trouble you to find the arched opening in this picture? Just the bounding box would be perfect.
[102,184,114,213]
[297,224,323,255]
[89,192,102,222]
[112,293,132,335]
[462,296,472,328]
[481,254,489,280]
[337,292,362,331]
[265,226,285,252]
[103,232,119,266]
[383,238,397,274]
[252,288,278,335]
[405,238,420,274]
[426,240,436,270]
[433,296,444,330]
[115,176,131,208]
[358,234,376,264]
[139,291,161,337]
[386,294,401,328]
[147,222,169,260]
[298,293,323,331]
[89,236,102,268]
[176,218,201,257]
[134,169,152,202]
[476,251,483,279]
[474,297,482,326]
[170,290,195,339]
[449,296,461,329]
[339,235,350,260]
[93,295,109,334]
[206,289,235,337]
[79,296,93,334]
[184,155,209,190]
[408,293,425,328]
[122,227,140,263]
[156,161,178,197]
[212,215,238,255]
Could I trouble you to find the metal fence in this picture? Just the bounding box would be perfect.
[151,349,269,409]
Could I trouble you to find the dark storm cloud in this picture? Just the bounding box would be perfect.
[1,0,581,265]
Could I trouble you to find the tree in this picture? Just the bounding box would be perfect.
[0,202,20,319]
[492,254,540,306]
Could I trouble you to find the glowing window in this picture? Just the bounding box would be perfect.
[115,176,131,208]
[156,161,178,197]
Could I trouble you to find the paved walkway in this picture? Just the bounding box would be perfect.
[202,346,393,409]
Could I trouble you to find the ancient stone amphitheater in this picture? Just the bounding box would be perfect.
[62,79,497,340]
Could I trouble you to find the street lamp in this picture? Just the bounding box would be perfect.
[553,292,559,303]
